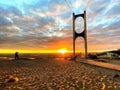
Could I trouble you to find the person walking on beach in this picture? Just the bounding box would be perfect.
[15,52,19,60]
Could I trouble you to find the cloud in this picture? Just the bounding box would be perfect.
[0,15,13,26]
[0,0,120,51]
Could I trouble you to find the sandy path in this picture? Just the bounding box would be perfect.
[0,59,120,90]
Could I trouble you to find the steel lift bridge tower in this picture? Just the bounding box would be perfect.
[73,11,88,58]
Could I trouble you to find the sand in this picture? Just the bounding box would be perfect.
[0,58,120,90]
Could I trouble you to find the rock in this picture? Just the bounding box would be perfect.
[113,74,120,78]
[8,78,16,82]
[8,75,13,79]
[8,76,19,83]
[14,77,19,82]
[113,74,120,82]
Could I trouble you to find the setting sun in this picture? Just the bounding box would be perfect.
[58,49,68,54]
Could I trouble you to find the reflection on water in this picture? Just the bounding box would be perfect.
[0,57,14,60]
[0,53,73,60]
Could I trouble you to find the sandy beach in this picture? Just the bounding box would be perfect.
[0,58,120,90]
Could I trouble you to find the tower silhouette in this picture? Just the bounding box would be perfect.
[73,11,87,58]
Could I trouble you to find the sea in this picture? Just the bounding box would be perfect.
[0,53,73,60]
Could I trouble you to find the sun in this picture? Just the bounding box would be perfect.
[58,49,68,54]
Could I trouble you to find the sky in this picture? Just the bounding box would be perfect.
[0,0,120,53]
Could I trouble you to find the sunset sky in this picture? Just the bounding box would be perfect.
[0,0,120,53]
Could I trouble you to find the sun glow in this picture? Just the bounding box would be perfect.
[0,49,58,54]
[58,49,68,54]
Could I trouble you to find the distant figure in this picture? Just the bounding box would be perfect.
[15,52,19,60]
[79,53,82,58]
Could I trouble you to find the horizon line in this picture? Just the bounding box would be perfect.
[0,49,117,54]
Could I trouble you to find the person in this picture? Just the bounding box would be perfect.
[15,52,19,60]
[79,52,82,58]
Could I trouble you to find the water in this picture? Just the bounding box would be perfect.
[0,53,73,60]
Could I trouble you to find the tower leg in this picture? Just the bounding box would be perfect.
[73,13,75,57]
[84,11,88,59]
